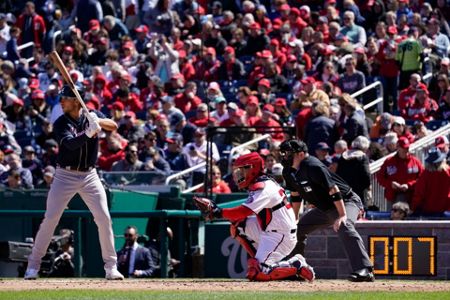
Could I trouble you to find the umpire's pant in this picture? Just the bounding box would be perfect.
[291,200,372,272]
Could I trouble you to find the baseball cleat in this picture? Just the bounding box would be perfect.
[291,254,315,282]
[348,268,375,282]
[105,268,124,280]
[24,268,39,280]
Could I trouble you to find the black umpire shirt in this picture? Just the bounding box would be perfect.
[53,110,104,170]
[288,155,356,211]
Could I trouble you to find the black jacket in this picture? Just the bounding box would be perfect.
[336,150,370,201]
[305,115,339,154]
[217,59,246,81]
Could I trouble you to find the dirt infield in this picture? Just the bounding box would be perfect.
[0,279,449,292]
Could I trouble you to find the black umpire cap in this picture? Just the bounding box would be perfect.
[59,85,85,99]
[279,139,308,153]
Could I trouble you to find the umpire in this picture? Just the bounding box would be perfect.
[280,140,374,282]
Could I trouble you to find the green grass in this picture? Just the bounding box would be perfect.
[0,291,448,300]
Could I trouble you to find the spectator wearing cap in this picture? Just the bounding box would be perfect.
[93,75,113,106]
[178,49,196,82]
[115,87,143,113]
[28,89,50,130]
[87,37,109,66]
[37,62,59,93]
[118,111,145,143]
[188,103,217,128]
[182,128,220,185]
[273,98,292,126]
[221,103,256,150]
[340,11,366,48]
[120,41,138,69]
[256,78,273,104]
[244,21,270,56]
[305,101,339,155]
[204,23,228,57]
[134,25,150,54]
[74,0,103,33]
[173,81,202,114]
[336,136,371,208]
[396,29,423,90]
[217,46,246,81]
[340,94,368,145]
[412,147,450,214]
[398,73,422,111]
[193,47,221,82]
[1,153,33,189]
[36,165,56,189]
[4,97,27,130]
[435,136,450,163]
[293,77,330,111]
[288,7,307,37]
[16,2,46,54]
[22,145,43,186]
[268,39,287,69]
[245,96,261,126]
[83,19,102,46]
[401,83,438,124]
[98,132,128,171]
[437,87,450,121]
[337,57,366,96]
[210,96,229,124]
[390,202,410,220]
[108,102,126,124]
[314,142,332,167]
[198,165,231,194]
[377,136,424,208]
[254,104,285,145]
[164,133,189,173]
[391,116,415,143]
[170,113,196,146]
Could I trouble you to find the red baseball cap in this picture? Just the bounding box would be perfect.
[280,4,290,11]
[258,78,271,89]
[287,54,297,62]
[135,25,149,33]
[29,78,39,89]
[249,22,261,30]
[260,50,272,59]
[122,41,134,50]
[89,19,100,31]
[435,136,449,149]
[416,83,429,94]
[32,89,45,99]
[108,101,124,111]
[300,77,316,85]
[12,98,24,107]
[224,46,235,55]
[263,104,274,113]
[387,26,398,35]
[354,47,365,54]
[397,137,410,149]
[63,46,73,54]
[275,98,287,107]
[272,19,283,30]
[86,101,96,110]
[206,47,216,56]
[270,39,280,46]
[290,8,300,17]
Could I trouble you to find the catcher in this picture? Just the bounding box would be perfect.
[194,152,315,281]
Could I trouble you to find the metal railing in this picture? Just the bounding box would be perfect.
[369,123,450,211]
[227,134,271,174]
[350,81,384,113]
[17,41,34,52]
[165,162,206,185]
[53,30,62,51]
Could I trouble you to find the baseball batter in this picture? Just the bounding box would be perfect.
[194,152,315,281]
[24,85,124,280]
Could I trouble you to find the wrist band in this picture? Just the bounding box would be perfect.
[331,191,343,202]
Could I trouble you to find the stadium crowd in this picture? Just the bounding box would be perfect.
[0,0,449,215]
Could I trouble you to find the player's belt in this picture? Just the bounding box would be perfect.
[270,228,296,234]
[59,165,94,172]
[271,201,291,212]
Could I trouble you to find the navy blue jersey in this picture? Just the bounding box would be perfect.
[53,110,105,170]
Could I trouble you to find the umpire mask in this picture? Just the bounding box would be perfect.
[279,140,308,168]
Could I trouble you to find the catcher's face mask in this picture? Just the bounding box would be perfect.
[232,166,252,189]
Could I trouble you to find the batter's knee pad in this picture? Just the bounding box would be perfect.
[230,220,256,258]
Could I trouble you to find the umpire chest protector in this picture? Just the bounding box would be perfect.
[53,111,101,171]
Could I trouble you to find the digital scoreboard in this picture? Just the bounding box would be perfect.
[368,236,436,276]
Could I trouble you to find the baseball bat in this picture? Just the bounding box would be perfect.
[48,51,90,116]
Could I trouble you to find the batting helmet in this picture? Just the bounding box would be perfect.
[59,84,85,99]
[232,152,264,189]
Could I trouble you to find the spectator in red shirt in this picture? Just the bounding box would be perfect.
[173,81,202,114]
[93,75,113,106]
[194,47,221,82]
[391,116,415,143]
[254,104,284,145]
[198,165,231,194]
[98,132,128,171]
[398,73,422,111]
[269,39,287,69]
[188,103,216,127]
[245,96,261,126]
[412,147,450,214]
[401,84,438,124]
[115,89,143,113]
[16,2,46,54]
[179,50,196,81]
[217,46,246,81]
[377,137,424,208]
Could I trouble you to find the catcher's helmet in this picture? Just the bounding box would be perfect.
[232,152,264,189]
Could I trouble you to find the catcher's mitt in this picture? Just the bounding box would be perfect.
[193,196,222,221]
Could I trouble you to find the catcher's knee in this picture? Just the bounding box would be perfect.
[230,221,256,257]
